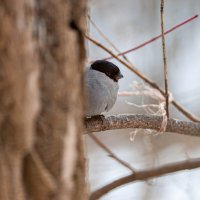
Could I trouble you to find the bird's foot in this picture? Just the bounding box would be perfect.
[85,115,106,125]
[93,115,106,124]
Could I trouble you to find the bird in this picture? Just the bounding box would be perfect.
[85,60,123,117]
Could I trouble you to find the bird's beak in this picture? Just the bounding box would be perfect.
[116,72,123,80]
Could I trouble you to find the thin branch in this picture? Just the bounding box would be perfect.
[85,114,200,137]
[160,0,169,118]
[85,34,159,87]
[89,157,200,200]
[87,14,120,54]
[93,14,198,61]
[88,133,135,172]
[87,14,132,65]
[85,34,200,122]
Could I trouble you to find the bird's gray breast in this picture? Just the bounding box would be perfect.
[85,69,119,116]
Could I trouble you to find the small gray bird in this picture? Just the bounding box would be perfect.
[85,60,123,117]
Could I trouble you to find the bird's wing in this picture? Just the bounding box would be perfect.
[85,69,108,116]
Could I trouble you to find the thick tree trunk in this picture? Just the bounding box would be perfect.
[0,0,87,200]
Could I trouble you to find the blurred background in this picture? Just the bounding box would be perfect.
[85,0,200,199]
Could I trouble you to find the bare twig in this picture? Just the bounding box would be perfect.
[85,34,159,86]
[160,0,169,119]
[87,14,132,65]
[88,133,135,172]
[89,157,200,200]
[93,15,198,61]
[85,114,200,136]
[87,14,120,53]
[85,34,200,122]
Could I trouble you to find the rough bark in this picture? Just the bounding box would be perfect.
[0,0,39,199]
[85,115,200,136]
[0,0,87,200]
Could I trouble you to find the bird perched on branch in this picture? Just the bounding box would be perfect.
[85,60,123,117]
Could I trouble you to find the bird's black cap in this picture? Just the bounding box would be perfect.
[91,60,123,82]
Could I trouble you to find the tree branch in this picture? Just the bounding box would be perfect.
[89,157,200,200]
[87,14,132,65]
[85,114,200,137]
[161,0,169,118]
[88,133,135,172]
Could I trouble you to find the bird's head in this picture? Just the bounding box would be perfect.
[91,60,123,82]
